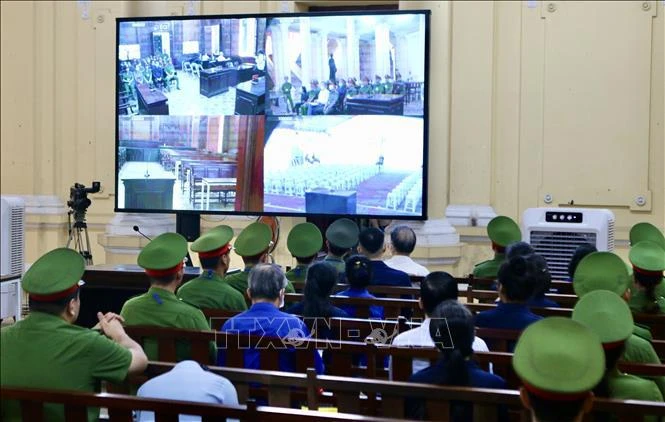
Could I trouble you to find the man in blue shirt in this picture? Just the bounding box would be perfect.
[358,227,411,287]
[218,264,324,374]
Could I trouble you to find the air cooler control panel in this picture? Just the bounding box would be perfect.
[545,211,583,223]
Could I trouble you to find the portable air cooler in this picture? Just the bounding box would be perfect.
[522,208,615,280]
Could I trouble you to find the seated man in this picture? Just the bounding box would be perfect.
[383,74,394,94]
[218,264,324,373]
[285,222,323,287]
[177,225,247,312]
[306,81,331,115]
[372,75,385,94]
[358,227,411,287]
[120,232,211,361]
[299,80,320,115]
[164,61,180,90]
[136,360,238,422]
[513,317,605,422]
[384,225,429,277]
[473,215,521,280]
[358,76,372,94]
[390,272,488,378]
[1,248,147,422]
[224,222,295,300]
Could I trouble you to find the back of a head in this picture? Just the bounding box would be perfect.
[390,225,417,255]
[568,243,597,280]
[421,272,458,315]
[429,300,475,386]
[303,262,337,318]
[506,241,534,260]
[530,254,552,298]
[248,264,287,301]
[358,227,385,256]
[345,254,373,288]
[498,255,538,302]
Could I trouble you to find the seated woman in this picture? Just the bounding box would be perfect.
[406,300,508,421]
[474,255,542,346]
[335,255,384,319]
[285,262,349,336]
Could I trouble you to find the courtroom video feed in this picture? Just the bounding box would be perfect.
[117,115,263,212]
[265,13,426,117]
[263,115,424,216]
[117,17,267,116]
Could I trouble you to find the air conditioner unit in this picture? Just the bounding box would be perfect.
[1,196,25,277]
[522,207,615,281]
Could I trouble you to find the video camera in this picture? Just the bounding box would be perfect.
[67,182,101,216]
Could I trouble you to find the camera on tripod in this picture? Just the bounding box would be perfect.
[67,182,101,215]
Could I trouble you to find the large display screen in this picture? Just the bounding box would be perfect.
[115,11,430,219]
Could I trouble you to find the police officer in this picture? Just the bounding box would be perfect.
[280,76,294,113]
[628,241,665,314]
[572,290,663,405]
[120,232,211,361]
[323,218,360,281]
[513,317,605,422]
[177,225,247,312]
[573,251,665,396]
[285,222,323,287]
[1,248,148,421]
[473,215,522,279]
[630,222,665,248]
[224,222,294,298]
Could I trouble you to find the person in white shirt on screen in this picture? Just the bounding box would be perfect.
[384,225,430,277]
[389,272,489,379]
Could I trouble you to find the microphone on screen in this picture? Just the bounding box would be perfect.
[133,225,152,242]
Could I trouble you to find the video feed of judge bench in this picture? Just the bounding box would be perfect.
[115,12,427,217]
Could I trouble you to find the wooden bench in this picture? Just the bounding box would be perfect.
[284,293,423,319]
[0,385,408,422]
[105,362,665,422]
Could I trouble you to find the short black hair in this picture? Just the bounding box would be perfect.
[498,255,538,302]
[200,255,221,270]
[390,225,417,254]
[327,241,349,258]
[530,254,552,298]
[359,227,384,255]
[29,290,80,316]
[295,254,318,265]
[345,254,373,288]
[568,243,597,280]
[420,272,458,315]
[526,391,588,422]
[506,241,534,259]
[149,274,179,286]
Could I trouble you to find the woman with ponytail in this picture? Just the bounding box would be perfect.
[628,241,665,314]
[406,300,507,421]
[285,262,348,322]
[475,254,543,333]
[335,255,384,319]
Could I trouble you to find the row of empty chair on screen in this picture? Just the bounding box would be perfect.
[265,165,379,197]
[386,174,423,212]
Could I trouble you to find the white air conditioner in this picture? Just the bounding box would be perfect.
[1,196,25,277]
[522,207,615,281]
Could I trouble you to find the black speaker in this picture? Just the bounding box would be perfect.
[176,213,200,242]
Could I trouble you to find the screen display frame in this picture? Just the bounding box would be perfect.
[114,9,431,220]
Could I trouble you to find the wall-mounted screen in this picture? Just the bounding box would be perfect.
[115,10,430,219]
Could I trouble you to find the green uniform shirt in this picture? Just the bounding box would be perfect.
[281,81,292,96]
[177,271,247,312]
[323,256,346,279]
[359,85,372,95]
[472,253,505,279]
[120,286,211,361]
[1,312,132,422]
[607,369,664,422]
[629,281,665,314]
[383,82,394,94]
[623,333,665,397]
[224,267,295,299]
[285,264,308,287]
[372,83,385,94]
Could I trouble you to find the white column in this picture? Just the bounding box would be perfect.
[320,31,329,83]
[346,17,360,80]
[374,24,390,79]
[299,17,312,87]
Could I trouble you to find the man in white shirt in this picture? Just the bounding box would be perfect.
[136,360,238,421]
[384,225,430,277]
[389,272,489,378]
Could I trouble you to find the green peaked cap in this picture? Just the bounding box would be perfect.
[572,290,633,344]
[325,218,359,249]
[513,317,605,394]
[287,222,323,258]
[191,225,234,253]
[573,251,630,297]
[22,248,85,295]
[629,240,665,272]
[629,222,665,249]
[234,222,272,257]
[487,216,521,247]
[138,232,188,270]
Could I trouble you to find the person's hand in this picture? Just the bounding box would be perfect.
[97,312,127,342]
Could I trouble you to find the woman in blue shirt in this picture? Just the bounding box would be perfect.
[407,300,508,421]
[335,255,384,319]
[475,255,543,334]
